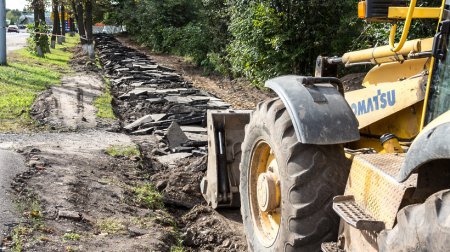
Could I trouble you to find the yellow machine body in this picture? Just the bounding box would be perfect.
[328,0,450,250]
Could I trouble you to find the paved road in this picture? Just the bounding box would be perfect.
[0,149,26,245]
[6,31,29,52]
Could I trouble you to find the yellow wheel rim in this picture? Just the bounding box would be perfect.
[249,140,281,247]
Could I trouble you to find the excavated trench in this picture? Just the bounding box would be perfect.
[95,34,247,251]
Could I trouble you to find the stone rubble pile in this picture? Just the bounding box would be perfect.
[95,34,231,161]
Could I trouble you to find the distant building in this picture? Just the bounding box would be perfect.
[18,12,53,26]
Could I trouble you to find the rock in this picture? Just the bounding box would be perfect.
[128,227,148,237]
[155,180,167,191]
[27,160,45,167]
[166,122,189,148]
[221,239,231,248]
[156,153,192,166]
[151,149,168,156]
[58,210,82,221]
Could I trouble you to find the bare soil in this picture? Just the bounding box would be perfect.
[2,39,251,251]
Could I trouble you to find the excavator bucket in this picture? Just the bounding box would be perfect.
[200,110,251,209]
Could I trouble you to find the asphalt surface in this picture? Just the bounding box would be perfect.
[6,31,29,52]
[0,149,26,245]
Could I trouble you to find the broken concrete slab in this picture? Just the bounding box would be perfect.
[155,153,192,166]
[131,127,154,135]
[124,114,154,131]
[146,98,166,104]
[185,133,208,142]
[180,126,207,133]
[166,122,189,148]
[150,114,167,122]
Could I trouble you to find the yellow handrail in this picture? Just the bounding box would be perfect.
[389,0,417,52]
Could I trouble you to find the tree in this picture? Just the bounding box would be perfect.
[6,9,22,25]
[29,0,50,57]
[51,0,61,48]
[71,0,86,46]
[84,0,94,60]
[61,2,66,42]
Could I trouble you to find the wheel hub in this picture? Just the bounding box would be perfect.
[249,141,281,247]
[257,172,279,212]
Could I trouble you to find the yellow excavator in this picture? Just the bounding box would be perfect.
[201,0,450,251]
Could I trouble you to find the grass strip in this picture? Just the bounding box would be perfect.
[0,36,79,132]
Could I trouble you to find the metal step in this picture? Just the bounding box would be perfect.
[321,242,343,252]
[333,195,385,232]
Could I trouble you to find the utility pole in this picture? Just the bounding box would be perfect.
[0,0,6,65]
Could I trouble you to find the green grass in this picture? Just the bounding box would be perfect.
[11,225,30,252]
[63,233,81,241]
[170,242,185,252]
[105,144,140,158]
[96,218,126,234]
[0,35,79,132]
[133,183,164,209]
[94,77,116,119]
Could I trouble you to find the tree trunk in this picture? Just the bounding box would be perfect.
[32,0,46,56]
[39,7,51,53]
[70,0,77,37]
[84,0,94,60]
[69,16,75,36]
[75,1,87,46]
[61,4,66,42]
[51,0,59,48]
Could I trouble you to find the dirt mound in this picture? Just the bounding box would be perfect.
[341,72,366,92]
[181,205,247,251]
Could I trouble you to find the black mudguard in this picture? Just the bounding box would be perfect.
[397,122,450,182]
[265,75,360,145]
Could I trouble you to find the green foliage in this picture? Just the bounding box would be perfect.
[226,0,362,86]
[27,23,50,56]
[6,9,22,25]
[104,0,441,86]
[96,218,126,234]
[0,36,77,132]
[132,183,164,209]
[105,145,140,158]
[63,233,81,241]
[94,78,116,119]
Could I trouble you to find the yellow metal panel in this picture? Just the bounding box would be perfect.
[388,7,441,19]
[344,76,426,129]
[345,154,417,229]
[362,58,429,86]
[341,38,433,64]
[359,103,424,140]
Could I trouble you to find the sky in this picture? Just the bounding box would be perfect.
[6,0,28,11]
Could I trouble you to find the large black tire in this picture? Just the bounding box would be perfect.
[378,189,450,252]
[239,98,350,251]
